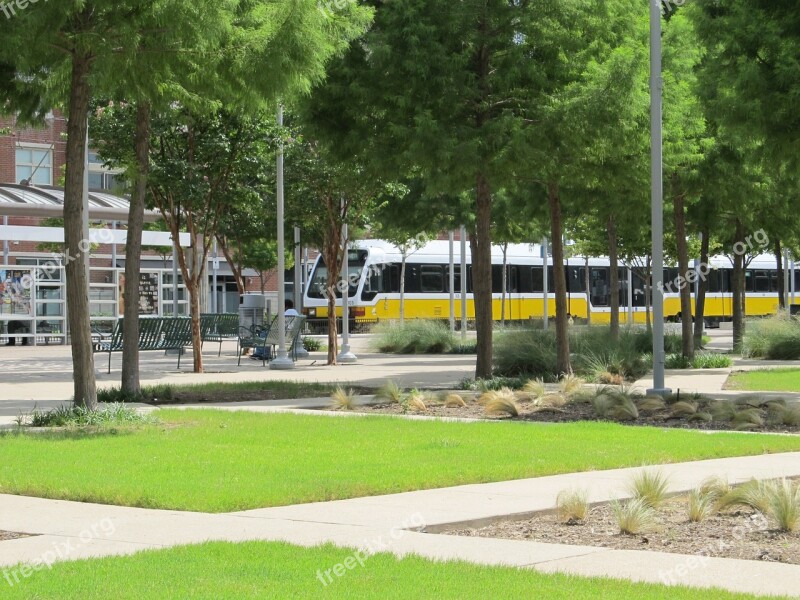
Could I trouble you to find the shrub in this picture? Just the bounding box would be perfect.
[556,489,590,523]
[628,470,670,509]
[302,337,325,352]
[636,397,666,412]
[493,328,558,378]
[97,384,175,404]
[27,403,156,427]
[665,353,692,369]
[559,374,584,396]
[610,498,658,535]
[743,314,800,359]
[329,387,356,411]
[372,320,455,354]
[691,353,733,369]
[522,378,546,400]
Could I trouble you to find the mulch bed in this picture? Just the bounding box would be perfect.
[443,493,800,565]
[350,394,800,434]
[142,387,374,405]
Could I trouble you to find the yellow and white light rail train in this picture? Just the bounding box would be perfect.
[302,240,798,325]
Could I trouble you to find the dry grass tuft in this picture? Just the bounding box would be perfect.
[556,489,590,524]
[484,396,520,418]
[329,387,357,411]
[687,488,716,523]
[444,393,467,408]
[637,397,666,412]
[764,479,800,532]
[522,378,546,399]
[628,469,670,509]
[375,380,404,404]
[670,401,699,418]
[611,497,658,535]
[406,391,428,412]
[559,374,585,396]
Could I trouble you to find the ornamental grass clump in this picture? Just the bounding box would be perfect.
[764,479,800,532]
[628,470,670,509]
[375,380,404,404]
[687,489,716,523]
[444,393,466,408]
[329,387,357,411]
[610,498,658,535]
[556,489,590,524]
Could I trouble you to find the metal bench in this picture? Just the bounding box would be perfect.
[237,316,277,366]
[93,317,193,373]
[200,313,239,356]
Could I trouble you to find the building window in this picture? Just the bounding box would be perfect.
[15,146,53,185]
[88,151,124,192]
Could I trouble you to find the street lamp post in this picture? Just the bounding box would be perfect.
[648,0,670,397]
[271,104,294,370]
[337,214,357,363]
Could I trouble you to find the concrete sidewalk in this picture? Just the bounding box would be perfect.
[0,453,799,597]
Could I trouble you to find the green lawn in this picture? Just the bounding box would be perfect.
[2,411,800,512]
[0,541,781,600]
[726,368,800,392]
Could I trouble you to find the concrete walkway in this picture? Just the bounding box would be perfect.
[0,454,798,597]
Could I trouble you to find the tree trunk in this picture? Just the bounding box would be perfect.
[547,181,571,375]
[121,101,150,396]
[471,172,494,379]
[776,240,786,310]
[501,243,508,326]
[732,220,745,351]
[673,189,694,359]
[188,280,203,372]
[217,237,244,295]
[64,50,97,409]
[693,226,709,349]
[608,215,620,341]
[400,252,406,324]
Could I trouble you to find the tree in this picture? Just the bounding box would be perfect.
[3,0,371,401]
[283,132,391,364]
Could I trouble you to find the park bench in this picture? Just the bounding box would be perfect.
[92,317,193,373]
[200,313,239,356]
[237,316,277,366]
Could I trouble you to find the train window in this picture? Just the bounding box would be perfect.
[567,267,585,293]
[420,265,444,293]
[706,269,722,293]
[589,268,610,307]
[491,265,504,293]
[509,266,519,293]
[403,264,421,293]
[795,270,800,294]
[531,267,544,293]
[769,271,779,293]
[517,265,533,293]
[754,270,770,293]
[631,271,647,307]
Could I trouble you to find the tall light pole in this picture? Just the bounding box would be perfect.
[337,207,357,363]
[271,104,294,370]
[460,225,467,342]
[448,230,455,334]
[294,226,309,358]
[542,237,549,330]
[648,0,670,397]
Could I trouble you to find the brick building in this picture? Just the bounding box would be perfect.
[0,113,303,344]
